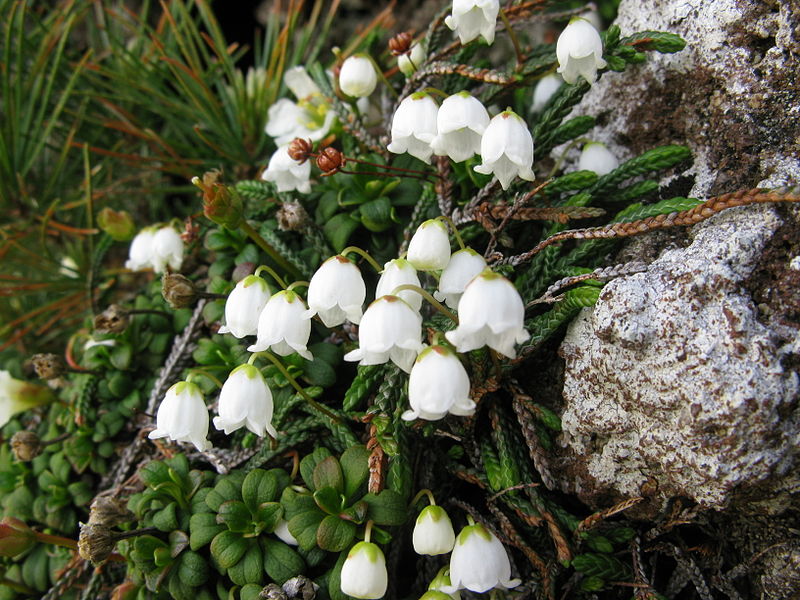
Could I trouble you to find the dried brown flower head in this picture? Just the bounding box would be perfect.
[30,353,65,380]
[9,431,42,462]
[94,304,130,334]
[389,32,413,56]
[316,147,346,176]
[288,138,314,164]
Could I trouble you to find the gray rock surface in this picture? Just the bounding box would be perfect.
[551,0,800,513]
[558,204,800,510]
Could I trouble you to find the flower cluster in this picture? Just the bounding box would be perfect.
[125,225,184,274]
[388,92,534,190]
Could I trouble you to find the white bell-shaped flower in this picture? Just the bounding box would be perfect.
[445,269,529,358]
[248,290,313,360]
[407,219,452,271]
[274,518,299,546]
[398,41,426,77]
[375,259,422,313]
[402,345,475,421]
[340,541,388,599]
[474,110,535,190]
[125,228,156,271]
[219,275,271,338]
[339,55,378,98]
[413,505,456,555]
[434,248,487,310]
[0,370,54,428]
[213,364,277,437]
[261,145,312,194]
[530,73,563,114]
[303,255,366,327]
[440,523,521,593]
[387,92,439,164]
[444,0,500,45]
[431,92,490,163]
[148,381,210,452]
[556,17,608,85]
[578,141,619,175]
[151,226,184,274]
[343,295,423,373]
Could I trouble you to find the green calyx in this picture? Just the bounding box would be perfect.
[241,275,267,290]
[418,505,447,524]
[457,523,491,545]
[349,541,382,562]
[230,363,260,379]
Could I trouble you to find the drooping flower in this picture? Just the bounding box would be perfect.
[398,40,427,77]
[440,523,521,593]
[375,259,422,312]
[125,228,156,271]
[248,290,313,360]
[343,295,423,373]
[339,55,378,98]
[273,518,299,546]
[434,247,487,310]
[413,505,456,555]
[0,371,54,428]
[402,345,475,421]
[151,226,184,274]
[430,92,490,163]
[474,109,535,190]
[428,567,461,600]
[556,17,608,85]
[265,66,336,145]
[444,0,500,46]
[578,141,619,175]
[340,541,388,599]
[213,364,277,438]
[261,146,312,194]
[530,73,563,114]
[219,275,271,338]
[148,381,210,452]
[303,255,366,327]
[445,269,529,358]
[406,219,452,271]
[387,92,439,164]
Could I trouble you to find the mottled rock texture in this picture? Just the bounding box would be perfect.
[551,0,800,513]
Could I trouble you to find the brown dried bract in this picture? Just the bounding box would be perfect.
[389,31,413,56]
[316,147,346,176]
[288,138,314,164]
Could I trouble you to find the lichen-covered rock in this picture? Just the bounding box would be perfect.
[557,204,800,512]
[569,0,800,197]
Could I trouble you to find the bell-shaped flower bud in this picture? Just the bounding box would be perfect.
[444,0,500,46]
[407,219,452,271]
[578,141,619,175]
[387,92,439,164]
[403,345,475,421]
[248,290,313,360]
[97,208,135,242]
[125,228,156,271]
[262,145,312,194]
[445,269,529,358]
[339,55,378,98]
[474,109,535,190]
[0,517,36,558]
[530,73,563,114]
[398,40,427,77]
[343,295,423,373]
[151,226,184,274]
[412,505,456,555]
[148,381,211,452]
[340,541,388,599]
[556,17,608,85]
[440,523,520,593]
[214,364,277,437]
[304,255,366,327]
[219,274,271,338]
[0,371,55,428]
[430,92,490,163]
[375,259,422,312]
[434,247,486,310]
